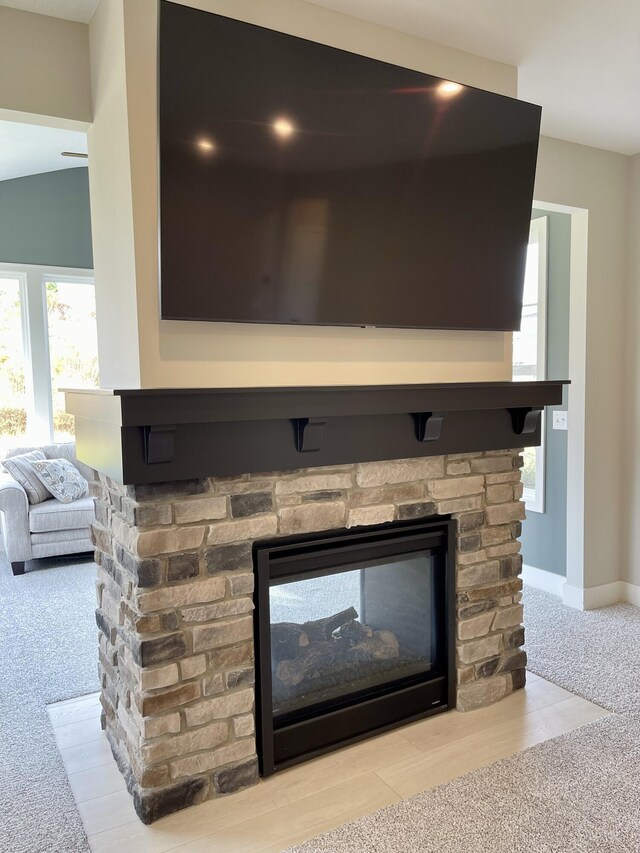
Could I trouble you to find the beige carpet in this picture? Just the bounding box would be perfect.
[0,553,97,853]
[286,588,640,852]
[286,710,640,852]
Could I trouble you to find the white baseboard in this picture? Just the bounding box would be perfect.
[523,565,640,610]
[522,563,566,597]
[562,580,640,610]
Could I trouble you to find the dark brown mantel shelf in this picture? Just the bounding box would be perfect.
[65,381,568,485]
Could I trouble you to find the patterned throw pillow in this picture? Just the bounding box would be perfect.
[31,458,89,504]
[2,450,53,504]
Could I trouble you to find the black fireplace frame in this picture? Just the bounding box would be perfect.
[253,516,456,776]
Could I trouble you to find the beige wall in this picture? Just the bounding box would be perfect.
[533,136,630,590]
[624,154,640,587]
[89,0,518,389]
[0,6,91,127]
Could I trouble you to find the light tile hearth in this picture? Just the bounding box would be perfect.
[50,677,609,853]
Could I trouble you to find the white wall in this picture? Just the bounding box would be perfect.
[87,0,141,387]
[89,0,518,389]
[533,136,629,590]
[0,6,91,127]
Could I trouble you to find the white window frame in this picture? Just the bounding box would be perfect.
[514,217,548,513]
[0,262,95,445]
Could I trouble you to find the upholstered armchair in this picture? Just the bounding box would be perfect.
[0,443,95,575]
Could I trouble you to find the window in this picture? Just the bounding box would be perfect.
[513,217,548,512]
[0,275,29,450]
[46,279,99,442]
[0,264,97,450]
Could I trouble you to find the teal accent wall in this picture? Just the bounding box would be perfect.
[521,209,570,576]
[0,168,92,269]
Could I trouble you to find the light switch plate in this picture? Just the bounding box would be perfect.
[552,410,568,431]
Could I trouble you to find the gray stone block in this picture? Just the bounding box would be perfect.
[396,501,437,520]
[168,552,200,583]
[132,776,210,825]
[204,542,253,575]
[133,632,187,667]
[212,758,259,796]
[230,492,274,518]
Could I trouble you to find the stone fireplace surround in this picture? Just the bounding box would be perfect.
[93,448,527,824]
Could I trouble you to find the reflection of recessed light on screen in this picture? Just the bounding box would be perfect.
[196,137,216,153]
[438,81,463,98]
[272,117,296,140]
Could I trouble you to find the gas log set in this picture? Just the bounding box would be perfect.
[270,607,421,714]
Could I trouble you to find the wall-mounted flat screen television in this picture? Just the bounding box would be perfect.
[158,0,542,331]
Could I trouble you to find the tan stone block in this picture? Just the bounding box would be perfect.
[142,719,228,764]
[169,737,255,779]
[142,712,181,739]
[278,502,345,536]
[457,675,510,711]
[181,598,253,623]
[192,616,253,653]
[233,714,255,738]
[492,604,524,630]
[428,475,484,500]
[485,471,521,484]
[180,655,207,680]
[229,573,254,596]
[275,473,353,495]
[457,561,500,589]
[456,665,475,685]
[207,515,278,545]
[481,526,511,547]
[140,663,179,692]
[174,496,227,524]
[513,482,524,500]
[485,501,526,526]
[458,612,495,640]
[499,596,513,607]
[348,483,424,507]
[355,457,444,488]
[456,550,488,566]
[346,505,395,528]
[140,681,201,717]
[457,634,502,664]
[486,541,521,558]
[446,460,471,476]
[437,496,483,514]
[485,484,514,504]
[184,688,254,727]
[136,526,206,558]
[136,576,225,613]
[140,765,170,788]
[470,456,515,474]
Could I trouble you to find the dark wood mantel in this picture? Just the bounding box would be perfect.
[65,381,567,485]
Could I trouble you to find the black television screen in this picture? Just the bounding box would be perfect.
[158,1,541,331]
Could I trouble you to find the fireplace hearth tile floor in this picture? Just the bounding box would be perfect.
[49,675,608,853]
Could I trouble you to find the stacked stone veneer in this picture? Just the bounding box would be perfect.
[92,449,526,823]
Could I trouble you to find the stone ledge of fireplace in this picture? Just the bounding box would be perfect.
[93,449,527,823]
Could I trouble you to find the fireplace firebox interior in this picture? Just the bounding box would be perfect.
[254,518,455,775]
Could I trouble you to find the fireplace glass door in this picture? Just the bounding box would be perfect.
[270,554,439,719]
[254,518,454,774]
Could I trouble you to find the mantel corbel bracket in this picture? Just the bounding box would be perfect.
[292,417,328,453]
[508,407,542,436]
[143,424,177,464]
[413,411,445,443]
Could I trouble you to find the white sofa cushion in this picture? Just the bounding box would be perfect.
[29,496,95,534]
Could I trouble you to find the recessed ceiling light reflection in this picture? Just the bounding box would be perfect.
[196,137,217,154]
[437,81,463,98]
[272,117,297,140]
